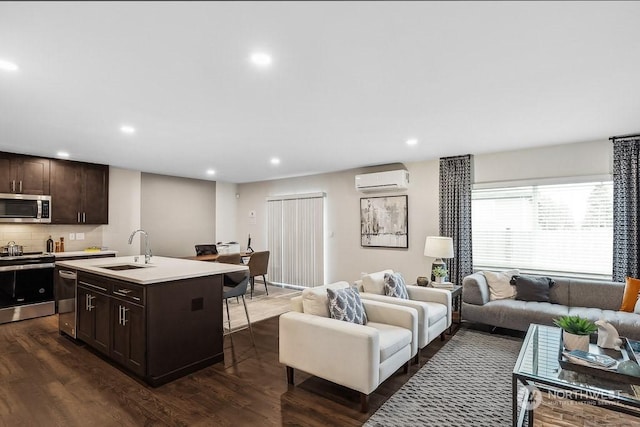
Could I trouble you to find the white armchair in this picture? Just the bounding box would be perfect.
[357,270,452,363]
[279,282,418,412]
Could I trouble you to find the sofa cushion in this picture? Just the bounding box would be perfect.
[601,309,640,338]
[636,298,640,314]
[362,269,394,295]
[367,322,412,362]
[327,287,367,325]
[301,281,349,317]
[384,272,409,299]
[620,277,640,312]
[483,270,519,301]
[568,280,625,311]
[512,275,555,302]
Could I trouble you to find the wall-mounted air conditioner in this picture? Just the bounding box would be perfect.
[355,170,409,193]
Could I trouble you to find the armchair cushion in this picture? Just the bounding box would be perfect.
[327,287,368,325]
[368,322,412,362]
[362,269,394,295]
[384,272,409,299]
[301,281,350,317]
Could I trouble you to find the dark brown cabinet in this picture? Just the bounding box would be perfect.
[77,284,111,356]
[0,152,50,195]
[50,160,109,224]
[111,299,146,376]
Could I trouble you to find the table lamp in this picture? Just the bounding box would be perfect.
[424,236,454,282]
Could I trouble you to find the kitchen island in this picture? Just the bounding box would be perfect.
[56,256,248,386]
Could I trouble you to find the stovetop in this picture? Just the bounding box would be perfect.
[0,252,55,265]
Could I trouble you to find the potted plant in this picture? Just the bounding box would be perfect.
[432,265,448,283]
[553,315,597,352]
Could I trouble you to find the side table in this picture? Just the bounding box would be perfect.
[448,285,462,334]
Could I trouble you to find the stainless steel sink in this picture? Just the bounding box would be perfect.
[100,264,148,271]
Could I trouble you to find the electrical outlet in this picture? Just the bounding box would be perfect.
[69,233,75,241]
[76,232,85,241]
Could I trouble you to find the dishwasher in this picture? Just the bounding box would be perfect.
[56,267,77,338]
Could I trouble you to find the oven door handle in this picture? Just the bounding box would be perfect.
[0,262,55,272]
[58,270,77,280]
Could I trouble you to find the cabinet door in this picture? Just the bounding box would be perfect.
[50,160,82,224]
[15,156,50,195]
[76,286,94,343]
[82,164,109,224]
[76,286,110,356]
[112,300,145,376]
[0,154,13,193]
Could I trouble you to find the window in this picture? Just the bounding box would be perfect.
[267,193,324,288]
[472,179,613,279]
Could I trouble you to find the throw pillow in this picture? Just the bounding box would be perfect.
[483,270,520,301]
[361,269,394,295]
[327,287,367,325]
[301,281,350,317]
[635,296,640,314]
[511,275,555,302]
[620,277,640,312]
[384,272,409,299]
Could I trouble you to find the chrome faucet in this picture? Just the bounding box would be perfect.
[128,229,152,264]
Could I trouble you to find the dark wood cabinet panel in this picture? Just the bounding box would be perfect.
[77,285,110,356]
[50,160,108,224]
[111,300,145,376]
[0,152,50,195]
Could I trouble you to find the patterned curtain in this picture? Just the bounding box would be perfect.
[439,155,473,285]
[612,137,640,282]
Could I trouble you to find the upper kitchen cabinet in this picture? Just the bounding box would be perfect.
[50,160,109,224]
[0,152,50,195]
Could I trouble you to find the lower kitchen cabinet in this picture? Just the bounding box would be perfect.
[111,299,145,376]
[77,285,111,356]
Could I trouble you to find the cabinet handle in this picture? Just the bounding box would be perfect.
[118,305,123,325]
[122,306,129,326]
[86,294,95,311]
[116,289,131,294]
[77,212,81,223]
[18,181,22,193]
[88,295,95,311]
[82,212,86,223]
[11,180,15,192]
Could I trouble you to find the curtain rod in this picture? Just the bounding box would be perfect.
[609,133,640,141]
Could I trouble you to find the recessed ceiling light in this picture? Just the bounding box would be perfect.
[406,138,418,146]
[206,169,215,176]
[0,59,18,72]
[250,52,273,67]
[57,151,70,158]
[270,157,280,165]
[120,125,136,134]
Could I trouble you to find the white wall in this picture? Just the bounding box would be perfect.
[140,173,216,258]
[215,181,238,244]
[236,139,613,285]
[102,167,141,255]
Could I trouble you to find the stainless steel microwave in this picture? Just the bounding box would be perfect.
[0,193,51,223]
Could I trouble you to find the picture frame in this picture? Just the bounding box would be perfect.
[360,195,408,248]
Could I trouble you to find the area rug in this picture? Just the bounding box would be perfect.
[224,284,300,333]
[365,327,523,427]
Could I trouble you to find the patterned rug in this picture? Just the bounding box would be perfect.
[365,327,523,427]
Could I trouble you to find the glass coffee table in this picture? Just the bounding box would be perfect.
[512,324,640,427]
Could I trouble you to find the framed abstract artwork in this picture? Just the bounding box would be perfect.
[360,195,408,248]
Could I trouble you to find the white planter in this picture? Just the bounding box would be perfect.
[563,331,590,352]
[434,276,445,284]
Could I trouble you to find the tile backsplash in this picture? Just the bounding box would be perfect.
[0,224,104,253]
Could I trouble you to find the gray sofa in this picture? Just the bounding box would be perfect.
[462,273,640,340]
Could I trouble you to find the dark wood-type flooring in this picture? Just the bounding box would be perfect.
[0,311,627,426]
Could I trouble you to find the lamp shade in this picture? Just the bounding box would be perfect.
[424,236,454,259]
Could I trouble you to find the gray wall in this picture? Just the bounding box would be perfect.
[141,173,216,257]
[236,139,613,285]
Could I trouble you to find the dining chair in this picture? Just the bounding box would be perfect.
[247,251,270,298]
[216,253,242,264]
[195,244,217,256]
[223,271,254,345]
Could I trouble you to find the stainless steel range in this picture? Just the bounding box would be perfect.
[0,252,55,324]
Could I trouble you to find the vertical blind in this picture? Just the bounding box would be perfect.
[267,193,324,288]
[472,180,613,278]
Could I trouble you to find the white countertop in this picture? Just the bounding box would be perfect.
[56,255,248,285]
[53,250,118,258]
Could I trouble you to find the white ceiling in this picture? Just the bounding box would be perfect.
[0,2,639,183]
